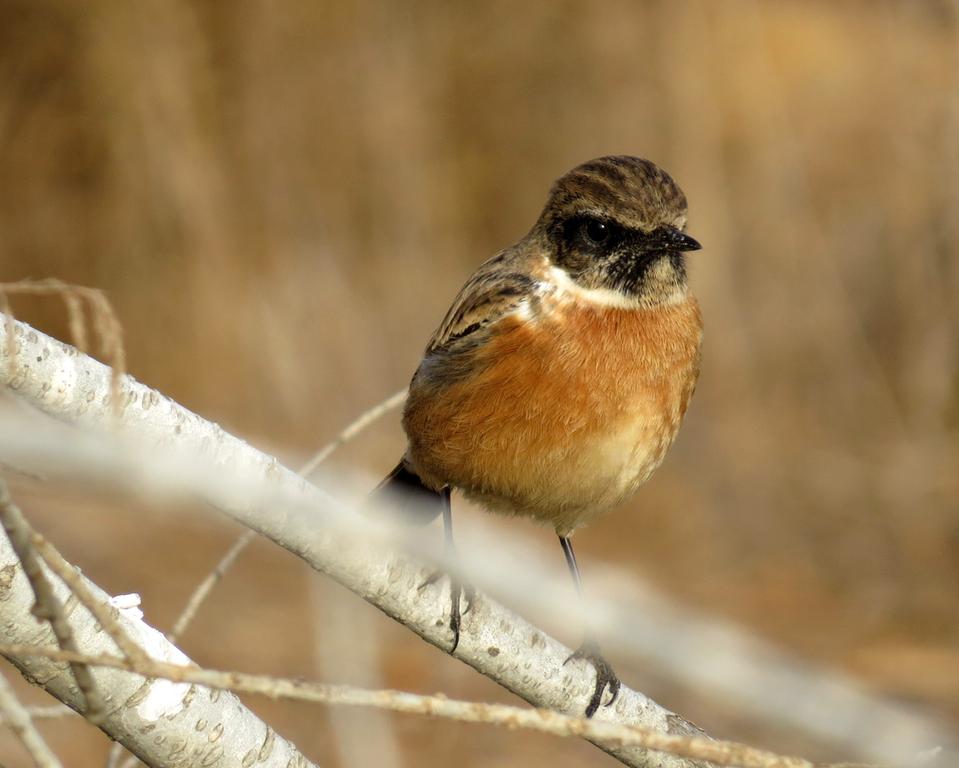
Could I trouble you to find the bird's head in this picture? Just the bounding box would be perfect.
[533,155,701,307]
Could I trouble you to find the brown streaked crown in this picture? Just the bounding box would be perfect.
[536,156,689,234]
[530,156,700,302]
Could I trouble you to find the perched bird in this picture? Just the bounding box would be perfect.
[380,155,703,717]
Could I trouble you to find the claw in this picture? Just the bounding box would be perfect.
[449,577,463,652]
[565,640,621,717]
[419,569,471,653]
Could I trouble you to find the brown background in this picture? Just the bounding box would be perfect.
[1,1,957,766]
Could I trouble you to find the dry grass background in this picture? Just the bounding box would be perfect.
[1,1,957,766]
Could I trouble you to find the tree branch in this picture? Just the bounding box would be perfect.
[0,481,319,768]
[1,314,952,768]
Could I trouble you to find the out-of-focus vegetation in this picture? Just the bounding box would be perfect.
[1,1,957,766]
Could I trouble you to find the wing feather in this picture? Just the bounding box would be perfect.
[426,253,535,354]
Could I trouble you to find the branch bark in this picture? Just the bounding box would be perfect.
[0,486,318,766]
[0,315,714,767]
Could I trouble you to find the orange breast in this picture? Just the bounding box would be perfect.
[405,297,702,534]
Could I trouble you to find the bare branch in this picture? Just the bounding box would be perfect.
[60,291,88,354]
[20,705,75,720]
[298,388,407,478]
[166,529,256,644]
[0,670,63,768]
[0,313,953,767]
[104,745,125,768]
[0,479,105,723]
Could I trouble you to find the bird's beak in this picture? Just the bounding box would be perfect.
[661,227,702,252]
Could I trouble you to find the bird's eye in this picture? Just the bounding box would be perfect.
[581,218,610,246]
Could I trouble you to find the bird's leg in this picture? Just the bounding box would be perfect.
[418,487,474,653]
[559,534,621,717]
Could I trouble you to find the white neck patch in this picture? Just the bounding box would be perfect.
[543,265,687,309]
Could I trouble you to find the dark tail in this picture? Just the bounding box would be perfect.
[370,460,446,526]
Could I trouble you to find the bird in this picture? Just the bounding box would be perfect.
[378,155,703,717]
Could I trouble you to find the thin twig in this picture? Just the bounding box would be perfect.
[0,279,124,418]
[0,670,63,768]
[23,705,75,720]
[0,641,847,768]
[165,388,408,644]
[0,704,77,725]
[298,388,407,478]
[1,294,16,380]
[60,291,88,354]
[113,741,139,768]
[105,742,132,768]
[0,480,105,723]
[31,534,147,665]
[166,529,256,644]
[84,289,125,415]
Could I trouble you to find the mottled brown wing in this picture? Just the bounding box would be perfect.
[425,252,535,354]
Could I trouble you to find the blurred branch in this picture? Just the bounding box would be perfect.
[0,479,319,768]
[16,705,75,720]
[0,669,63,768]
[0,316,718,768]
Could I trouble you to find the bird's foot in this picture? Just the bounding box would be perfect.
[419,569,475,653]
[564,639,621,717]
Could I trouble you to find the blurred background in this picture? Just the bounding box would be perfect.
[1,0,957,765]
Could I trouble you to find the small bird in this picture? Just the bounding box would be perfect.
[380,156,703,717]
